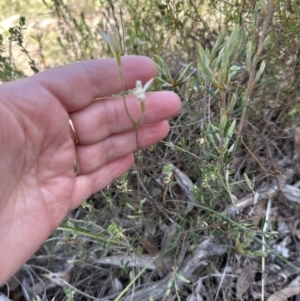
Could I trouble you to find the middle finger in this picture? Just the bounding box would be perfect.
[69,91,180,145]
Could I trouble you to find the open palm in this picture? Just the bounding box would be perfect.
[0,56,180,284]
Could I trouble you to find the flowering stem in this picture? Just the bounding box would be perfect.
[134,125,141,200]
[118,68,135,125]
[100,26,144,202]
[117,62,142,201]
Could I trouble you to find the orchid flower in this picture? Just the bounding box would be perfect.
[99,25,121,64]
[132,78,154,122]
[133,78,154,102]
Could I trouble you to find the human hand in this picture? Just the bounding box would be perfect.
[0,56,181,283]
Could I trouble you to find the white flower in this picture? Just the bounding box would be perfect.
[133,78,154,102]
[99,25,120,54]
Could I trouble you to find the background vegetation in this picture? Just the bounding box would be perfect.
[1,0,300,300]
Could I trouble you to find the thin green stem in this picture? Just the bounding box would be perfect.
[114,262,150,301]
[57,224,127,246]
[118,68,135,125]
[117,64,141,201]
[134,124,141,200]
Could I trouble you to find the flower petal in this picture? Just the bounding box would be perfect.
[136,80,143,90]
[143,78,154,91]
[100,32,110,44]
[99,25,120,54]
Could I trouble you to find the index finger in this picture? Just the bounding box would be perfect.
[33,56,157,112]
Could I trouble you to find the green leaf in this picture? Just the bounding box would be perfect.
[176,62,193,84]
[202,149,219,159]
[165,277,174,296]
[206,87,220,101]
[176,273,190,283]
[210,30,226,63]
[220,28,239,82]
[223,150,229,163]
[244,173,253,190]
[254,60,266,83]
[219,112,227,133]
[227,119,236,139]
[246,41,254,73]
[153,55,172,80]
[193,76,202,94]
[228,93,237,113]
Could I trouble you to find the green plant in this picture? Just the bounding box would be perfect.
[0,18,27,81]
[8,16,39,73]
